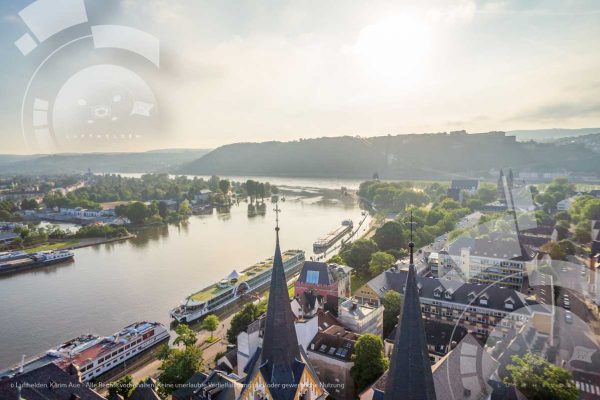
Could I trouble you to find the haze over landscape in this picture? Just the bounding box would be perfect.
[1,0,600,153]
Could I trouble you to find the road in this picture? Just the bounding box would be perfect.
[97,309,240,395]
[554,268,600,400]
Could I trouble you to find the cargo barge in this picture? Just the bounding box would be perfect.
[313,220,353,253]
[0,250,74,275]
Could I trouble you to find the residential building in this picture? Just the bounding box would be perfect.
[0,363,104,400]
[338,298,383,335]
[128,378,161,400]
[384,319,469,364]
[295,261,352,300]
[236,302,328,376]
[362,334,498,400]
[557,196,578,211]
[307,325,359,400]
[0,231,19,245]
[175,370,242,400]
[438,236,536,290]
[446,187,463,202]
[194,189,212,203]
[355,267,552,341]
[237,224,327,400]
[450,179,479,194]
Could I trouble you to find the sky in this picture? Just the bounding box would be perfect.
[0,0,600,154]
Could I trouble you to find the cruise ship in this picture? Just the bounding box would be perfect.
[170,249,305,323]
[0,322,169,382]
[313,219,353,253]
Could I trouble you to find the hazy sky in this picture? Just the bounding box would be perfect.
[1,0,600,154]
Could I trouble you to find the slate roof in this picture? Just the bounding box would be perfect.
[0,363,103,400]
[372,334,496,400]
[129,378,161,400]
[298,261,333,285]
[384,263,437,400]
[308,325,358,362]
[191,370,242,400]
[367,269,534,314]
[387,319,469,356]
[431,334,497,400]
[173,372,209,400]
[451,180,479,190]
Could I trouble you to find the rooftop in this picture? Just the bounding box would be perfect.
[308,325,358,362]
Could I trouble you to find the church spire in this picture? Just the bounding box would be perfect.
[260,204,301,382]
[384,235,436,400]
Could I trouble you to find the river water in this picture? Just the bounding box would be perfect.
[0,183,368,367]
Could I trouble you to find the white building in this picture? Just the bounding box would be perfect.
[557,196,578,211]
[338,298,383,335]
[236,306,319,376]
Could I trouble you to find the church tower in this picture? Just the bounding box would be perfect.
[239,206,326,400]
[382,239,437,400]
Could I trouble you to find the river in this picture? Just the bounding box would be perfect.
[0,182,369,367]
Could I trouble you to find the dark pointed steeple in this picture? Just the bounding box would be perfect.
[384,239,436,400]
[260,204,301,384]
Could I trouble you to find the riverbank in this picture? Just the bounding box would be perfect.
[23,234,136,253]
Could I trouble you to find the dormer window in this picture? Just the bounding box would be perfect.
[433,289,441,298]
[445,288,454,300]
[479,293,489,306]
[467,291,476,302]
[504,297,515,310]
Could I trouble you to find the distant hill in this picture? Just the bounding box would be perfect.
[0,149,211,175]
[507,128,600,142]
[177,132,600,179]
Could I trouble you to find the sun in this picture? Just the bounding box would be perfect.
[354,15,434,86]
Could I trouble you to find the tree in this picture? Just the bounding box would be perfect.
[208,175,220,192]
[158,201,168,220]
[504,353,578,400]
[179,199,191,215]
[369,251,395,276]
[202,314,220,340]
[20,198,38,210]
[341,239,379,276]
[219,179,231,195]
[558,240,576,257]
[382,290,402,339]
[573,222,591,244]
[173,324,197,348]
[351,334,389,392]
[157,344,204,396]
[327,254,344,264]
[477,186,497,203]
[540,241,566,261]
[227,302,266,344]
[126,202,150,224]
[0,210,11,221]
[373,221,404,251]
[107,375,135,399]
[466,198,484,210]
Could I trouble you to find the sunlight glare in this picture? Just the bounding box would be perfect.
[354,15,433,86]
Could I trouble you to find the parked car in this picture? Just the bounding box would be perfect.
[565,311,573,324]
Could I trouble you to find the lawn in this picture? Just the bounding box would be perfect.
[25,240,79,253]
